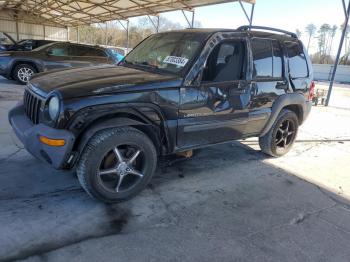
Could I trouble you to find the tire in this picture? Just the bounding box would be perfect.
[259,109,299,157]
[77,127,157,203]
[13,64,37,84]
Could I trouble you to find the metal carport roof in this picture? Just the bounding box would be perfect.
[0,0,255,26]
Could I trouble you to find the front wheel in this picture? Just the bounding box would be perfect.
[259,109,299,157]
[77,127,157,203]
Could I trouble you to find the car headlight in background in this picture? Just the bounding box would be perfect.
[48,96,60,121]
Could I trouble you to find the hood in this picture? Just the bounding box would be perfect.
[30,65,182,99]
[3,33,16,44]
[0,50,34,56]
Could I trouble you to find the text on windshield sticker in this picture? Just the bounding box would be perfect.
[163,56,189,67]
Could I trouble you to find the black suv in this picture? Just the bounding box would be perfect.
[0,42,119,84]
[9,26,314,202]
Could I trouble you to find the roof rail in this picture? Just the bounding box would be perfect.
[237,25,298,38]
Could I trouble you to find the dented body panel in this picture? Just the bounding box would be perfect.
[8,28,313,169]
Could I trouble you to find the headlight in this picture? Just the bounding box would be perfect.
[48,96,60,120]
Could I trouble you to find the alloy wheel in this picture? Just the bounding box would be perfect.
[97,144,145,193]
[17,67,34,83]
[275,119,296,149]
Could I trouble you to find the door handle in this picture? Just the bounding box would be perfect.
[276,81,288,90]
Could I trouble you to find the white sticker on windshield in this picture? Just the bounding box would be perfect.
[163,56,189,67]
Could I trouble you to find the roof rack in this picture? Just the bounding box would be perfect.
[237,25,298,38]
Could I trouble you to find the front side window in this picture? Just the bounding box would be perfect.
[202,41,245,82]
[124,32,203,75]
[71,45,107,57]
[285,41,308,78]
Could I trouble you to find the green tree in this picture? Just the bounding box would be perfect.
[305,23,317,52]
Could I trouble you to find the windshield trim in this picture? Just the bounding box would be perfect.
[122,61,180,76]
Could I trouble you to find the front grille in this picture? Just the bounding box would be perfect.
[23,89,43,124]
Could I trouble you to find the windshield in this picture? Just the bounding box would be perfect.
[124,32,203,75]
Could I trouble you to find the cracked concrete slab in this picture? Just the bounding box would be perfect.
[1,77,350,261]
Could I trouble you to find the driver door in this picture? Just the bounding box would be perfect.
[177,39,251,149]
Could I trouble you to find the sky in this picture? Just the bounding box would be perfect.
[129,0,346,55]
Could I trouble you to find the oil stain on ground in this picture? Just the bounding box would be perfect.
[1,203,130,262]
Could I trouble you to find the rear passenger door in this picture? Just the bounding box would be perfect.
[246,38,287,135]
[68,45,110,68]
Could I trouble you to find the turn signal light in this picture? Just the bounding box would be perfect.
[39,135,66,147]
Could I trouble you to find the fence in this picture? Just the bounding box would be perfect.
[0,10,68,42]
[313,64,350,83]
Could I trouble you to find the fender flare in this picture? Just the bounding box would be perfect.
[260,93,308,137]
[10,58,42,74]
[76,117,154,153]
[68,104,172,158]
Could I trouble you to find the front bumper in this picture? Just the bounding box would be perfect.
[8,103,75,169]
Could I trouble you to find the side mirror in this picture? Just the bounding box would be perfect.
[46,50,54,56]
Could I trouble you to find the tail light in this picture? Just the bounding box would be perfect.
[308,81,315,101]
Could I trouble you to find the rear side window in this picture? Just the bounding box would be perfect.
[285,41,308,78]
[71,45,107,57]
[251,39,273,78]
[272,41,283,78]
[251,38,283,79]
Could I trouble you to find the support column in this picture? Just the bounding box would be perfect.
[238,0,255,27]
[191,10,195,28]
[326,0,350,106]
[126,20,129,50]
[147,15,159,33]
[77,26,80,43]
[43,25,46,40]
[156,15,160,32]
[181,10,194,28]
[15,20,19,41]
[249,3,255,27]
[105,22,108,45]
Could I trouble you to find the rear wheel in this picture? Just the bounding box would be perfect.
[13,64,37,84]
[259,109,299,157]
[77,127,157,203]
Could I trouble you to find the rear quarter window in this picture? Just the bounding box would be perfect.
[285,41,308,78]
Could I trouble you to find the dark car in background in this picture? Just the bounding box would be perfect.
[0,42,119,84]
[0,32,55,52]
[106,47,125,62]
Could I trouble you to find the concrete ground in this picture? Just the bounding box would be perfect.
[1,77,350,262]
